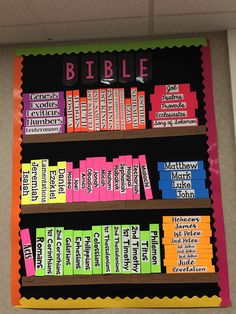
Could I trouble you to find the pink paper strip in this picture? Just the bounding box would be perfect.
[99,157,107,201]
[119,156,127,200]
[133,158,140,200]
[73,168,80,202]
[66,162,73,203]
[93,158,100,202]
[86,157,94,202]
[106,161,114,201]
[139,154,153,200]
[20,229,35,277]
[113,158,120,201]
[126,155,133,200]
[201,43,230,306]
[80,160,87,202]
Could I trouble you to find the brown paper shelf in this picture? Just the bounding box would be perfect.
[23,126,206,144]
[21,199,211,214]
[22,273,218,287]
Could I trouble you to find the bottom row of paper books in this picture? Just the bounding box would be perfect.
[35,224,161,276]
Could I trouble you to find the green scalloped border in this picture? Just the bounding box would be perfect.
[15,38,207,56]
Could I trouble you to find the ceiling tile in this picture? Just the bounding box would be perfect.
[0,0,36,26]
[155,0,236,15]
[0,25,45,44]
[154,13,236,35]
[30,0,149,23]
[42,17,149,42]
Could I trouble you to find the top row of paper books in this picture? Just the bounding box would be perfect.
[22,83,200,135]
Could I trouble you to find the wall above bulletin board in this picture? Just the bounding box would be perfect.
[11,37,230,309]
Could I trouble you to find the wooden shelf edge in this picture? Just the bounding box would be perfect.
[21,199,212,214]
[23,126,206,144]
[22,273,218,287]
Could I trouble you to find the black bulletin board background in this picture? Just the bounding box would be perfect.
[19,46,219,299]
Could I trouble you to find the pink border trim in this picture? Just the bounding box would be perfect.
[201,42,231,306]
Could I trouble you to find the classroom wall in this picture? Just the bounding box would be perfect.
[0,31,235,314]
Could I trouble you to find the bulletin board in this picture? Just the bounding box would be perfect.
[11,38,230,308]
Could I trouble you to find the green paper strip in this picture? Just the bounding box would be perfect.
[92,226,102,274]
[15,38,207,56]
[73,230,83,275]
[54,227,64,276]
[150,224,161,273]
[140,231,151,274]
[63,230,73,275]
[35,228,45,276]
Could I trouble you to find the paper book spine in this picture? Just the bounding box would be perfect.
[125,155,133,200]
[113,158,120,201]
[99,157,107,202]
[132,158,140,200]
[166,265,215,273]
[112,225,122,274]
[25,116,65,128]
[125,98,132,130]
[66,90,74,132]
[23,91,63,101]
[73,90,81,132]
[119,88,126,130]
[86,157,94,202]
[24,108,62,118]
[107,88,114,130]
[152,118,198,128]
[63,230,73,275]
[21,163,31,205]
[73,168,80,202]
[24,125,64,135]
[102,225,113,274]
[161,188,209,199]
[138,91,146,129]
[93,89,100,131]
[73,230,83,274]
[159,179,206,190]
[106,161,114,201]
[80,160,87,202]
[113,88,120,130]
[87,89,94,131]
[159,169,206,181]
[92,226,102,274]
[35,228,45,276]
[119,156,127,200]
[131,225,140,273]
[122,225,131,274]
[131,87,138,129]
[93,158,100,202]
[41,159,49,203]
[30,159,42,204]
[150,224,161,273]
[66,162,73,203]
[48,166,57,203]
[140,231,151,274]
[57,161,67,203]
[82,230,92,274]
[100,89,107,131]
[45,227,55,276]
[162,215,211,224]
[139,155,153,200]
[163,228,212,238]
[54,227,64,275]
[80,97,88,131]
[20,229,35,276]
[162,236,211,245]
[157,161,204,171]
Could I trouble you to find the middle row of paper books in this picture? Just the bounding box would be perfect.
[35,224,161,276]
[21,154,153,205]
